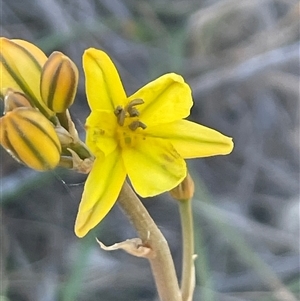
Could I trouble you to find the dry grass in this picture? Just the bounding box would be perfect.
[0,0,299,300]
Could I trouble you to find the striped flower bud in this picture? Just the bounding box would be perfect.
[40,51,79,113]
[0,38,46,99]
[0,38,54,118]
[3,89,32,114]
[0,107,61,171]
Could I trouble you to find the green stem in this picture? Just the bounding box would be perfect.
[117,181,182,301]
[178,199,195,301]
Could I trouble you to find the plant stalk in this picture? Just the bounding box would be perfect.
[178,199,195,301]
[117,181,182,301]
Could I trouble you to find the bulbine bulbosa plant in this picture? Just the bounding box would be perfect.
[0,37,233,301]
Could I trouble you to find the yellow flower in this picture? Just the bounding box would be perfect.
[75,48,234,237]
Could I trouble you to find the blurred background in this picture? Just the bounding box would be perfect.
[0,0,299,300]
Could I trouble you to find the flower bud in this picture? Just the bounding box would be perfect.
[0,107,61,171]
[169,173,195,201]
[40,51,79,113]
[0,38,46,101]
[3,89,32,114]
[0,38,54,118]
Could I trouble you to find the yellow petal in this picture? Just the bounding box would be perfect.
[128,73,192,126]
[85,110,118,156]
[0,38,46,100]
[122,137,186,197]
[0,107,61,171]
[83,48,127,112]
[74,150,126,237]
[40,51,78,112]
[146,120,234,158]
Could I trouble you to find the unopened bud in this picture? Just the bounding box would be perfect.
[0,107,61,171]
[0,38,55,119]
[0,38,47,100]
[40,51,79,113]
[3,89,32,114]
[170,173,195,201]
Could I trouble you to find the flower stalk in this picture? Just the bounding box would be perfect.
[117,181,182,301]
[170,173,196,300]
[178,198,195,301]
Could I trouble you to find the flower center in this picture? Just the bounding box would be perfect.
[114,99,147,148]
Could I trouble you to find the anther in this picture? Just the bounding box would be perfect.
[128,107,139,117]
[114,105,126,126]
[128,120,147,131]
[126,99,144,117]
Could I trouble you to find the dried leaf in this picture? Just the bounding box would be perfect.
[96,238,156,259]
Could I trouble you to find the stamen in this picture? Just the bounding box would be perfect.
[128,107,139,117]
[114,105,126,126]
[115,99,146,128]
[128,120,147,131]
[126,98,144,117]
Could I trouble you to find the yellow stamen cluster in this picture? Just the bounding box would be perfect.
[114,99,146,129]
[114,99,147,149]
